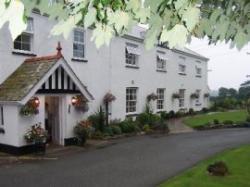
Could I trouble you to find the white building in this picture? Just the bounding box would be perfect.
[0,12,209,154]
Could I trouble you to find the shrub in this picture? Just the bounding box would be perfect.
[109,119,122,126]
[159,111,170,120]
[88,106,105,132]
[74,121,93,145]
[203,122,212,127]
[246,115,250,123]
[92,131,104,140]
[213,119,220,125]
[201,107,209,113]
[188,108,195,115]
[207,161,229,176]
[151,121,169,133]
[223,120,234,125]
[136,112,161,126]
[111,125,122,135]
[142,124,152,134]
[104,126,114,136]
[168,110,175,118]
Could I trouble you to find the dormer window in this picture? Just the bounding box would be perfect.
[13,18,34,52]
[156,52,167,72]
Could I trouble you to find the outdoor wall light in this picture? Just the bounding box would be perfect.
[71,96,78,106]
[33,97,40,107]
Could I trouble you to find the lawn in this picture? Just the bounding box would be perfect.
[159,145,250,187]
[184,110,248,128]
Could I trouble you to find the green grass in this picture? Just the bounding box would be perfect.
[159,145,250,187]
[184,110,248,128]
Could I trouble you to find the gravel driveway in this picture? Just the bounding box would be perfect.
[0,128,250,187]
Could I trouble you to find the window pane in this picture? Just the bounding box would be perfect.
[13,34,31,51]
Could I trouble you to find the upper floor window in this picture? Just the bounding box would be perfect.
[125,43,140,67]
[14,18,34,52]
[156,52,167,71]
[0,106,4,126]
[179,64,186,75]
[196,66,202,77]
[126,87,138,113]
[73,29,85,59]
[157,88,165,110]
[179,89,185,107]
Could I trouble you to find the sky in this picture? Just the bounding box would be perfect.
[187,38,250,91]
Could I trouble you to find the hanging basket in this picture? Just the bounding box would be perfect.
[172,93,180,99]
[103,92,116,103]
[147,93,158,101]
[72,95,89,112]
[20,97,40,116]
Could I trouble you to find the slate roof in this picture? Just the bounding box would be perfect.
[0,54,60,102]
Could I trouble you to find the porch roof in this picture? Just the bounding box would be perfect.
[0,45,94,104]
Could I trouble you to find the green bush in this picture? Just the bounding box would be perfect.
[213,119,220,125]
[88,106,105,132]
[104,126,114,136]
[109,119,122,126]
[188,108,195,115]
[92,131,104,140]
[168,110,175,118]
[223,120,234,125]
[137,112,151,126]
[246,115,250,123]
[74,123,92,145]
[119,120,131,133]
[142,124,152,133]
[202,107,209,113]
[160,111,170,120]
[111,125,122,135]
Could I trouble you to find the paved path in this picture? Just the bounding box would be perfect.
[168,118,195,134]
[0,128,250,187]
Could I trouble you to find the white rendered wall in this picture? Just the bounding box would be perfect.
[0,12,209,123]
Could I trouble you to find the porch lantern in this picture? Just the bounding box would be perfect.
[33,97,40,107]
[71,96,78,106]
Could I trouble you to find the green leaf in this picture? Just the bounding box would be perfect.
[108,10,130,33]
[126,0,140,12]
[134,8,151,23]
[0,0,26,40]
[91,23,114,48]
[174,0,188,10]
[182,6,200,31]
[160,24,188,48]
[234,31,248,50]
[50,13,82,38]
[84,8,97,28]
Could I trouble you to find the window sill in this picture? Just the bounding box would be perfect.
[12,50,36,57]
[156,69,167,73]
[126,112,138,117]
[178,72,187,76]
[195,103,202,106]
[71,57,88,63]
[196,75,202,78]
[125,65,139,69]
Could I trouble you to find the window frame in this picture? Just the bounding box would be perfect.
[196,66,202,77]
[126,87,138,114]
[73,28,85,60]
[195,89,201,105]
[125,43,139,68]
[157,88,165,110]
[179,89,185,107]
[156,55,167,72]
[13,18,34,53]
[178,64,186,75]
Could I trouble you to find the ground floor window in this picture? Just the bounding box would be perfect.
[157,88,165,110]
[126,87,137,113]
[195,89,201,104]
[179,89,185,107]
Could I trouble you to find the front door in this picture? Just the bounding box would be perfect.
[45,96,62,145]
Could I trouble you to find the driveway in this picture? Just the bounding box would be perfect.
[0,128,250,187]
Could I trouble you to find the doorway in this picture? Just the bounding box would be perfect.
[45,96,64,145]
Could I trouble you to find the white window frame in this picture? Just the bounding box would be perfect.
[126,87,138,113]
[125,43,139,67]
[13,18,34,53]
[179,89,185,107]
[196,66,202,77]
[179,64,186,74]
[156,52,167,71]
[195,89,201,105]
[0,106,4,126]
[157,88,165,110]
[73,28,85,59]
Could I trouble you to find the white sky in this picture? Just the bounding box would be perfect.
[187,38,250,91]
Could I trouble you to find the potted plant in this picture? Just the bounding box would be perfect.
[24,123,47,154]
[74,120,93,145]
[172,93,180,99]
[20,97,40,116]
[147,93,158,102]
[190,93,199,99]
[72,95,89,112]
